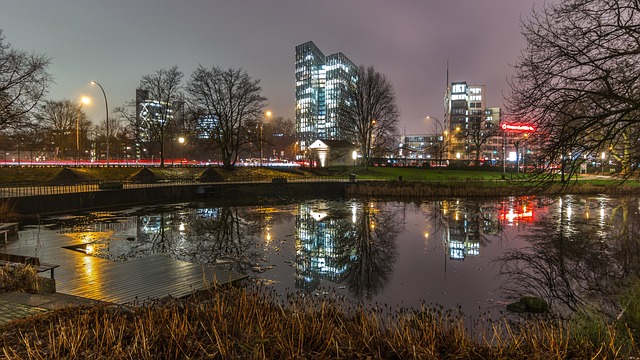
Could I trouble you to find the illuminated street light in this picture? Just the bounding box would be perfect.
[260,110,272,167]
[352,150,357,173]
[77,96,90,166]
[91,81,109,165]
[178,136,185,166]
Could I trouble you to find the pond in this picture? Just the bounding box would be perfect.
[36,194,640,317]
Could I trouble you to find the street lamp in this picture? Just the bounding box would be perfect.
[352,150,357,172]
[260,110,272,167]
[91,81,109,165]
[77,96,90,166]
[178,136,185,166]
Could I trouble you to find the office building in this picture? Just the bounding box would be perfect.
[295,41,356,151]
[443,82,504,161]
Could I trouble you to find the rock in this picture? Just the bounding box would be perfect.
[506,296,549,313]
[39,277,56,294]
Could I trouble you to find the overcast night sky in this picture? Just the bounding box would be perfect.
[2,0,552,134]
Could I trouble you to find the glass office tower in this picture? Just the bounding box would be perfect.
[295,41,356,151]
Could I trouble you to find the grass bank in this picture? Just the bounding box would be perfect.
[1,285,636,359]
[0,166,310,185]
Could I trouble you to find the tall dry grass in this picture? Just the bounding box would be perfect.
[0,200,17,222]
[0,265,41,293]
[345,180,640,198]
[0,285,635,359]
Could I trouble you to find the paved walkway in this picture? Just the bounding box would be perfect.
[0,291,102,325]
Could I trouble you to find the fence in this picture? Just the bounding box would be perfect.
[0,176,361,199]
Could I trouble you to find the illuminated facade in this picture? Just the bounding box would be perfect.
[295,41,356,151]
[295,202,348,292]
[400,134,442,160]
[135,89,184,159]
[444,82,500,161]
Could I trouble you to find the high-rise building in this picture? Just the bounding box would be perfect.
[295,41,356,151]
[444,81,499,161]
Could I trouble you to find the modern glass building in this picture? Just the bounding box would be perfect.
[295,41,356,151]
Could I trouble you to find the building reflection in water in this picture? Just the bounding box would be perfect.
[295,201,350,293]
[294,200,401,300]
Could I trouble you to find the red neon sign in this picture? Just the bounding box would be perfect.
[500,123,536,132]
[499,210,534,222]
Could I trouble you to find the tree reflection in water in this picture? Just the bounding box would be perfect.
[496,195,640,317]
[294,200,402,300]
[336,201,402,300]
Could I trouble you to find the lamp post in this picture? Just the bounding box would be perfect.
[260,110,272,167]
[91,81,109,165]
[77,97,90,166]
[178,136,185,166]
[352,150,357,173]
[601,151,606,174]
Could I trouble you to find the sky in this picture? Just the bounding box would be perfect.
[1,0,551,134]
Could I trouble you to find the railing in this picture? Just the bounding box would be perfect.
[0,176,359,199]
[0,175,512,200]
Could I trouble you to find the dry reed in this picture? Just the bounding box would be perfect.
[0,285,634,359]
[0,265,40,293]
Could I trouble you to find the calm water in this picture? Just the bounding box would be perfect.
[38,194,640,316]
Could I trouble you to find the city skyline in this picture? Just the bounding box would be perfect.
[1,0,553,134]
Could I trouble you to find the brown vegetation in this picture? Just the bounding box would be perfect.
[0,265,40,293]
[346,180,640,198]
[0,285,631,359]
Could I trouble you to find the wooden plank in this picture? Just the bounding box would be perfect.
[5,228,249,304]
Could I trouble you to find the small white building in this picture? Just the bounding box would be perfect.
[307,140,356,167]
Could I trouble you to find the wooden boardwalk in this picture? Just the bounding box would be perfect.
[4,227,248,304]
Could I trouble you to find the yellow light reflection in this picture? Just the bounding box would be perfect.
[81,254,104,299]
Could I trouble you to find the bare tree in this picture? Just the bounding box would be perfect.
[36,99,91,159]
[508,0,640,182]
[267,116,294,136]
[93,113,123,161]
[139,66,183,167]
[467,112,496,163]
[186,66,267,169]
[0,30,52,130]
[338,65,400,169]
[112,105,138,159]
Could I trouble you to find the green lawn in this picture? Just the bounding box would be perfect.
[0,165,636,188]
[350,166,509,181]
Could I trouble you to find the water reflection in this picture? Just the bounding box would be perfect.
[41,195,640,315]
[295,200,401,300]
[496,195,640,317]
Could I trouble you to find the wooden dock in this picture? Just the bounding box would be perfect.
[4,227,248,304]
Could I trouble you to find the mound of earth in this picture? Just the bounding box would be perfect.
[45,167,86,185]
[196,167,225,182]
[129,167,157,183]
